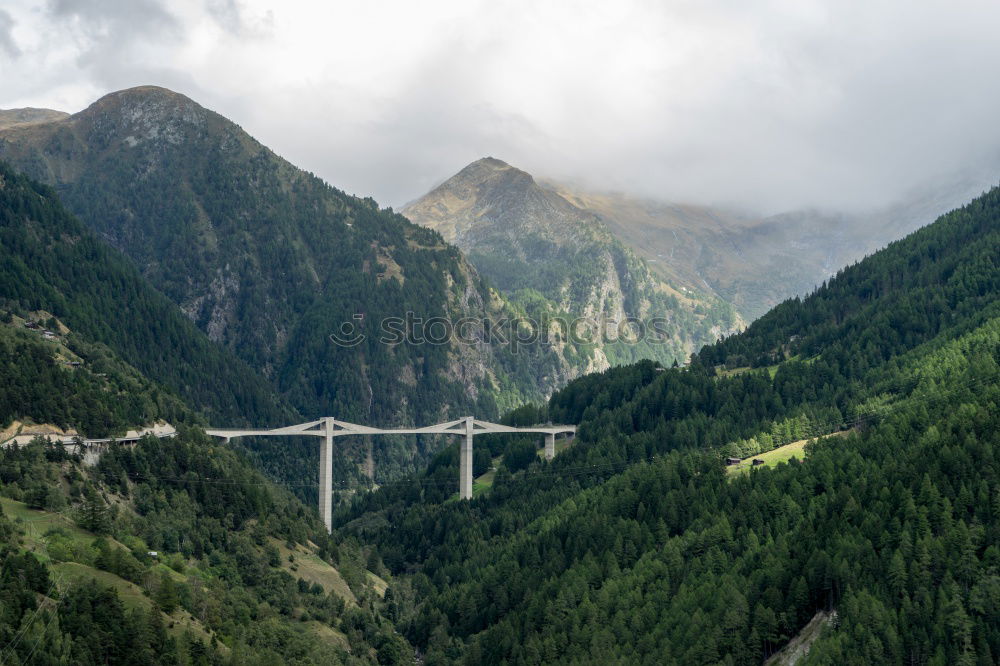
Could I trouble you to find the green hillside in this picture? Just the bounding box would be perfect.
[0,312,187,439]
[0,158,414,662]
[334,185,1000,663]
[0,434,407,665]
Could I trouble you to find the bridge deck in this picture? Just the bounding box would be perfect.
[206,418,575,439]
[205,417,576,530]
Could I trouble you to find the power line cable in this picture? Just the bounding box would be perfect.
[0,574,63,666]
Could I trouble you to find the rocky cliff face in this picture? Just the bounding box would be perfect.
[404,158,741,367]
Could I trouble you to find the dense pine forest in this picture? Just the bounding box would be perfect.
[0,321,187,438]
[0,161,397,495]
[0,162,291,429]
[0,168,416,664]
[333,184,1000,663]
[0,434,407,664]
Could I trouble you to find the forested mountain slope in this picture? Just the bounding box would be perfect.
[0,162,426,497]
[0,311,187,440]
[0,162,290,429]
[0,164,415,664]
[0,434,409,665]
[403,158,740,366]
[335,185,1000,663]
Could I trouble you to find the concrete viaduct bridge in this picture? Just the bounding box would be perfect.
[206,417,575,531]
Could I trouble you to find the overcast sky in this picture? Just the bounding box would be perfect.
[1,0,999,213]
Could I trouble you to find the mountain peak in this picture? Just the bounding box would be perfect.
[89,85,193,106]
[38,85,228,151]
[468,156,512,169]
[451,156,532,184]
[79,85,207,123]
[403,157,555,246]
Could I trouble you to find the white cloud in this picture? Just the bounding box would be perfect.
[1,0,999,212]
[0,9,21,57]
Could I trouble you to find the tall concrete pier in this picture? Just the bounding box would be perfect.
[461,417,474,500]
[319,418,334,532]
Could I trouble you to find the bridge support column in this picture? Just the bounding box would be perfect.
[319,417,334,532]
[545,433,555,460]
[460,416,474,500]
